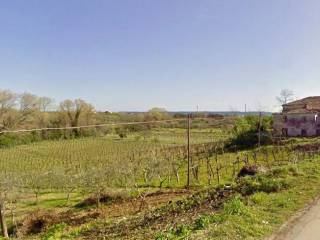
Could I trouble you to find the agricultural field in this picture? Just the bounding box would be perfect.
[1,118,320,239]
[0,121,232,237]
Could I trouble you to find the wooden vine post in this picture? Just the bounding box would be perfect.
[0,201,8,238]
[258,112,262,148]
[186,114,191,188]
[215,148,220,184]
[206,155,211,185]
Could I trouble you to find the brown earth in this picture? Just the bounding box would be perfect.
[18,189,192,237]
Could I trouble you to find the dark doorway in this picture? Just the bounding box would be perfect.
[301,129,307,137]
[282,128,288,137]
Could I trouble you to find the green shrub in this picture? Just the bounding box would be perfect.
[114,127,127,138]
[273,195,290,208]
[223,196,248,216]
[175,225,190,237]
[270,167,289,177]
[208,214,226,224]
[195,215,211,230]
[156,225,191,239]
[260,178,287,193]
[0,134,16,147]
[42,223,67,240]
[287,166,301,176]
[238,175,290,195]
[0,132,43,148]
[249,192,269,205]
[269,166,302,178]
[227,115,272,150]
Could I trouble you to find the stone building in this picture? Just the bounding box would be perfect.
[273,96,320,137]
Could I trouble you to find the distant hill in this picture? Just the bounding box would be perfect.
[168,111,272,116]
[120,111,273,116]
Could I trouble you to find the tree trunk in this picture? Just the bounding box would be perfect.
[35,192,39,205]
[96,191,101,209]
[0,201,9,238]
[66,192,71,206]
[11,207,17,236]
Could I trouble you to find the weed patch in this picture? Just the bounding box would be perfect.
[238,175,290,195]
[222,195,248,216]
[41,223,67,240]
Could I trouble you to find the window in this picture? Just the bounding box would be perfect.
[301,129,307,137]
[317,129,320,136]
[282,128,288,137]
[316,114,320,127]
[302,116,307,123]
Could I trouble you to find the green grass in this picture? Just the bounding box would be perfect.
[8,156,320,239]
[3,126,320,239]
[40,158,320,240]
[185,160,320,239]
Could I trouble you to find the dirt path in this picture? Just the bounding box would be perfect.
[270,197,320,240]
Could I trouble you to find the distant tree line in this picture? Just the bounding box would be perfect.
[0,90,99,131]
[0,90,182,146]
[0,89,239,147]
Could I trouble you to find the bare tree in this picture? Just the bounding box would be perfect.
[19,93,39,111]
[10,93,41,129]
[0,90,17,112]
[276,89,294,105]
[38,97,54,112]
[0,90,17,130]
[0,91,41,130]
[35,97,55,129]
[59,99,95,135]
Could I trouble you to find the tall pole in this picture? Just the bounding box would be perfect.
[0,202,8,238]
[187,114,191,188]
[258,112,262,148]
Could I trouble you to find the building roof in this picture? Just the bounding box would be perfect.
[285,109,318,114]
[283,96,320,107]
[282,96,320,114]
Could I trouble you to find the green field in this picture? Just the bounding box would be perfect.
[1,123,320,239]
[0,126,230,234]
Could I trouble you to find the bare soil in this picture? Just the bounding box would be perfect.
[18,189,192,237]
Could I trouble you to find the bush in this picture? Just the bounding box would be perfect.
[0,132,43,148]
[249,192,269,205]
[195,215,211,230]
[42,223,67,240]
[223,196,248,216]
[115,127,127,138]
[269,166,301,178]
[269,167,289,177]
[238,175,290,195]
[287,166,301,176]
[0,134,17,147]
[227,115,272,150]
[156,225,191,240]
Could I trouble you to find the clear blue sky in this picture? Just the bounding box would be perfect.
[1,0,320,112]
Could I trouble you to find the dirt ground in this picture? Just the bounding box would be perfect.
[99,189,192,218]
[19,189,192,237]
